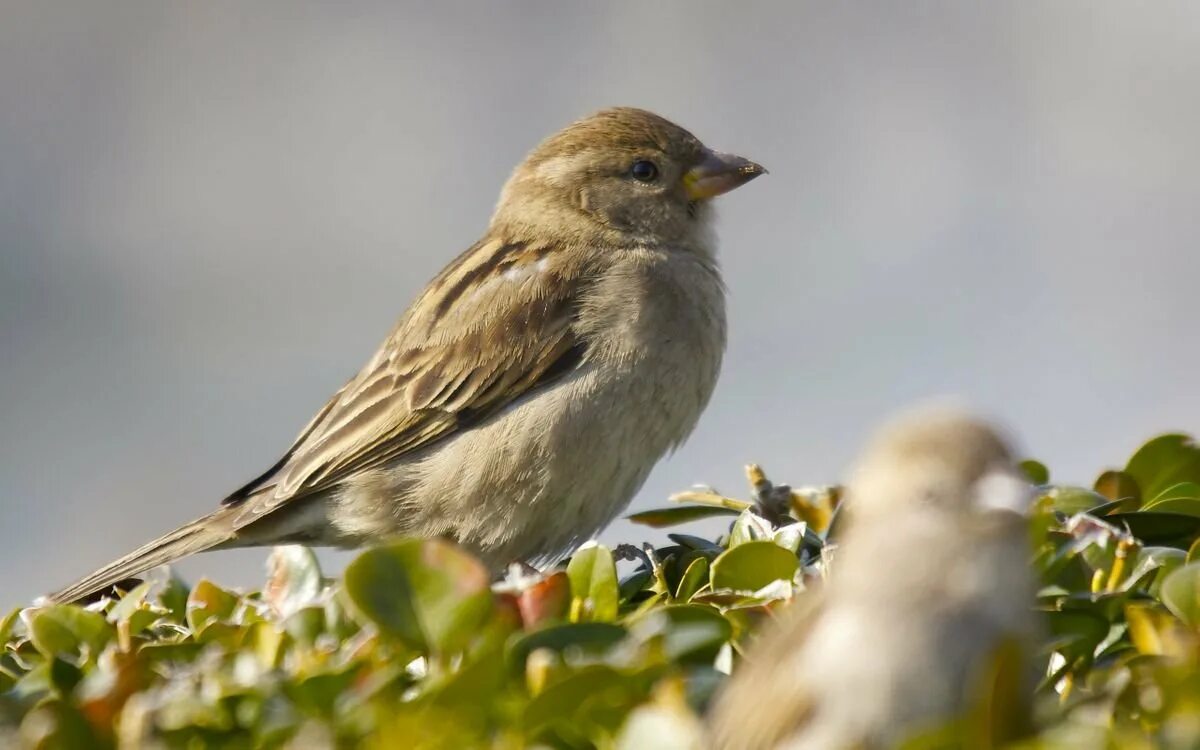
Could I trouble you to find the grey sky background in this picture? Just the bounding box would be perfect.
[2,3,1197,604]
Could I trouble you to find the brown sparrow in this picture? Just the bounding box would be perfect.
[710,408,1040,749]
[50,107,765,602]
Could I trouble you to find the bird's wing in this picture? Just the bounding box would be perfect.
[221,237,586,522]
[711,591,824,749]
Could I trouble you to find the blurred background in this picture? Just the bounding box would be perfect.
[2,3,1197,604]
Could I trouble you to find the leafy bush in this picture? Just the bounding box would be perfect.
[3,435,1200,748]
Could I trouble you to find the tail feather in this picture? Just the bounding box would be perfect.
[48,510,236,603]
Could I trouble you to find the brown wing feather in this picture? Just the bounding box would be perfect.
[224,237,582,521]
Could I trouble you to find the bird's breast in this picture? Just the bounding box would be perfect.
[579,247,727,401]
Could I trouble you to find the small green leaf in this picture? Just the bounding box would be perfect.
[1093,470,1141,507]
[107,581,152,622]
[136,641,204,664]
[674,557,709,601]
[710,541,799,592]
[1139,496,1200,518]
[107,582,164,638]
[508,622,627,671]
[1142,482,1200,514]
[567,544,619,623]
[618,569,655,602]
[343,538,493,655]
[0,607,20,644]
[1044,609,1110,662]
[1117,546,1186,594]
[1126,434,1200,503]
[185,579,239,632]
[1106,512,1200,548]
[1151,481,1200,502]
[28,606,113,660]
[626,505,741,528]
[125,608,164,639]
[1020,459,1050,485]
[18,700,97,748]
[772,521,808,553]
[666,534,723,552]
[425,643,508,710]
[727,510,774,547]
[1087,499,1132,517]
[283,663,361,717]
[634,604,733,664]
[1160,561,1200,627]
[523,664,643,739]
[242,620,286,668]
[1045,487,1111,515]
[283,606,327,647]
[156,569,191,623]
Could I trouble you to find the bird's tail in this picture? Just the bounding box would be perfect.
[47,509,238,603]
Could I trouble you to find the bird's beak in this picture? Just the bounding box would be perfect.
[683,150,767,201]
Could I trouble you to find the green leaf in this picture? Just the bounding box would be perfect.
[28,606,113,660]
[567,544,619,623]
[283,663,361,717]
[626,505,741,528]
[242,620,286,668]
[523,664,645,740]
[674,557,709,601]
[727,510,774,547]
[1093,470,1142,507]
[342,538,493,655]
[107,582,165,638]
[283,606,327,646]
[634,604,733,664]
[1020,459,1050,485]
[710,541,799,592]
[1144,548,1188,598]
[1105,512,1200,548]
[771,521,808,554]
[0,607,20,644]
[1151,481,1200,502]
[156,568,191,623]
[508,622,627,671]
[1160,561,1200,627]
[18,700,97,748]
[1045,487,1111,515]
[185,579,240,632]
[1141,482,1200,514]
[1140,496,1200,518]
[1126,434,1200,503]
[618,569,655,603]
[666,533,723,552]
[1113,546,1187,595]
[107,581,152,620]
[136,641,204,664]
[1087,499,1132,517]
[1044,609,1110,662]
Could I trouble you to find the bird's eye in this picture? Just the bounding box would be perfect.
[630,160,659,182]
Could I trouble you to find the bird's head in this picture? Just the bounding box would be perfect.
[846,407,1032,522]
[492,107,765,249]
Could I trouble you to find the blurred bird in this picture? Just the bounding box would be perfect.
[710,408,1040,749]
[49,107,765,603]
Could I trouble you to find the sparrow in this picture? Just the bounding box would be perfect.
[49,107,765,603]
[709,408,1041,749]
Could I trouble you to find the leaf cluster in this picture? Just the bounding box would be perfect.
[3,438,1200,748]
